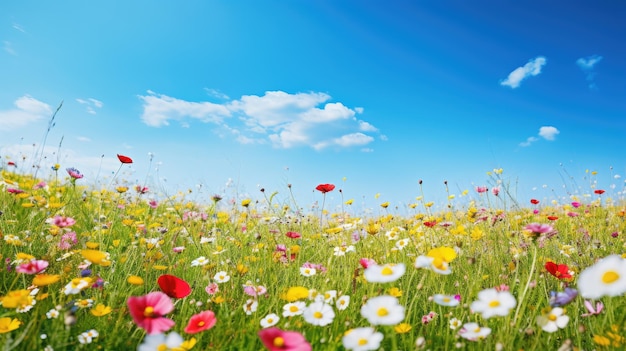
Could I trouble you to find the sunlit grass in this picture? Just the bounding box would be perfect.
[0,167,625,351]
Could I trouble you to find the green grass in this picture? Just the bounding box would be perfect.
[0,169,625,350]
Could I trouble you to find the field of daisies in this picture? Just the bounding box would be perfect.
[1,156,625,351]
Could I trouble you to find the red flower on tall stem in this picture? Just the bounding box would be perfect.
[315,184,335,194]
[117,154,133,164]
[530,199,540,205]
[594,189,605,195]
[545,262,572,280]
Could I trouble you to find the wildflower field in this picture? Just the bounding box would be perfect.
[1,159,625,351]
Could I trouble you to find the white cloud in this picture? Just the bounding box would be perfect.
[76,98,104,114]
[12,23,26,33]
[3,41,16,55]
[500,56,547,89]
[77,136,91,142]
[139,91,231,127]
[538,126,559,140]
[140,90,380,150]
[0,96,51,131]
[519,126,560,147]
[0,144,119,177]
[576,55,602,70]
[204,88,230,100]
[576,55,603,89]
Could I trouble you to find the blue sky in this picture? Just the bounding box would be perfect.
[1,1,625,214]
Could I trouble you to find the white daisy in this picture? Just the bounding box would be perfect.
[336,295,351,311]
[303,301,335,326]
[213,271,230,283]
[536,307,569,332]
[459,322,491,341]
[282,301,306,317]
[433,294,460,307]
[363,263,406,283]
[360,295,405,326]
[342,327,384,351]
[260,313,280,328]
[578,254,626,299]
[469,288,516,319]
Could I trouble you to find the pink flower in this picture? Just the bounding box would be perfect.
[491,187,500,196]
[524,223,554,235]
[16,260,49,274]
[475,186,488,193]
[135,185,149,194]
[58,231,78,250]
[127,291,175,334]
[571,201,581,208]
[359,258,376,269]
[149,200,158,209]
[243,284,267,297]
[7,188,24,194]
[66,167,83,179]
[172,246,185,253]
[258,327,311,351]
[205,283,219,295]
[184,310,217,334]
[51,216,76,228]
[286,231,301,239]
[581,300,603,317]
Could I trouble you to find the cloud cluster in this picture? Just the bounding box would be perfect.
[519,126,560,147]
[500,56,547,89]
[76,98,104,115]
[139,90,381,151]
[576,55,603,89]
[0,95,52,131]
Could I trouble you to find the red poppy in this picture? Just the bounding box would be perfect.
[423,220,437,228]
[530,199,540,205]
[157,274,191,299]
[545,262,572,280]
[117,154,133,164]
[594,189,605,195]
[315,184,335,194]
[547,216,559,221]
[286,231,301,239]
[7,161,16,166]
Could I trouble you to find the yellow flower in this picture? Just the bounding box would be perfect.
[394,323,412,334]
[241,199,251,207]
[470,227,484,241]
[280,286,309,302]
[52,163,60,171]
[1,290,34,311]
[116,186,128,193]
[366,221,380,235]
[593,335,611,347]
[85,241,99,249]
[387,287,403,297]
[32,274,61,287]
[127,275,144,285]
[0,317,21,334]
[81,250,111,266]
[177,337,197,351]
[345,199,354,205]
[14,253,35,264]
[427,246,457,270]
[211,296,225,304]
[380,201,390,208]
[236,263,249,275]
[90,303,112,317]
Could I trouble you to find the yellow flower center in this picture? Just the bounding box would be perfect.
[144,306,155,317]
[443,297,451,302]
[289,306,299,312]
[377,307,389,317]
[602,270,619,284]
[313,311,323,319]
[157,344,167,351]
[381,267,393,275]
[358,338,368,346]
[267,318,273,323]
[489,300,500,308]
[198,321,205,327]
[273,337,285,347]
[548,314,557,322]
[474,327,481,333]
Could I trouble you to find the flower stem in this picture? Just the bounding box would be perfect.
[513,245,537,325]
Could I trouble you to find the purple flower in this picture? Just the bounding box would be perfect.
[549,288,578,307]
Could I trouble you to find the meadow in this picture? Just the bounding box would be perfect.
[0,158,625,351]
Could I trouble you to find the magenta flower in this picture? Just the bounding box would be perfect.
[571,201,581,208]
[243,284,267,297]
[524,223,554,234]
[491,187,500,196]
[51,216,76,228]
[359,258,376,269]
[127,291,175,334]
[66,167,83,179]
[258,327,311,351]
[16,260,49,274]
[6,188,24,194]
